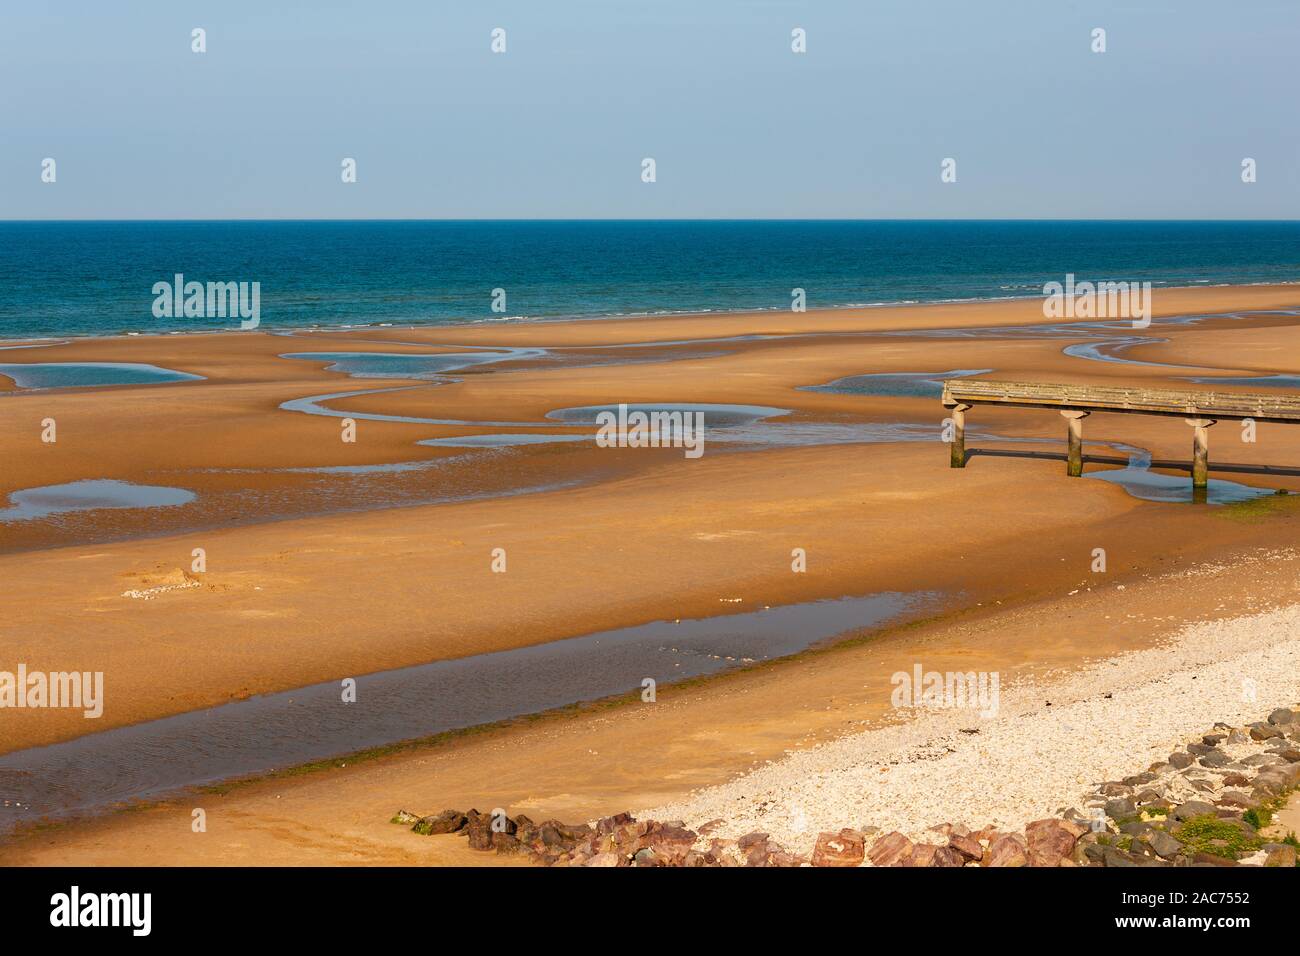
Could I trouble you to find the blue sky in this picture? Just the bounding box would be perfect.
[2,0,1297,219]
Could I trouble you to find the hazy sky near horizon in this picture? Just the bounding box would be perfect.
[2,0,1298,220]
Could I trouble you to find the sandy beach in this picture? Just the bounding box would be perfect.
[4,284,1300,865]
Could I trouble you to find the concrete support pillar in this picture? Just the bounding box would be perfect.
[1060,410,1091,477]
[1186,418,1217,491]
[948,404,972,468]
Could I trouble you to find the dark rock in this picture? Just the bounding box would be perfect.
[466,821,494,851]
[1147,829,1182,859]
[1081,838,1107,864]
[1240,753,1279,767]
[412,809,468,835]
[906,843,943,867]
[595,812,634,834]
[1215,792,1258,811]
[1268,708,1295,726]
[1102,847,1141,867]
[1121,772,1158,787]
[1105,797,1136,819]
[1168,751,1194,769]
[1265,846,1298,867]
[930,846,966,868]
[1172,800,1217,822]
[868,831,914,867]
[812,829,865,867]
[1191,851,1238,867]
[987,835,1028,867]
[948,833,983,862]
[1198,750,1231,769]
[1250,723,1283,741]
[1026,819,1078,867]
[492,833,523,854]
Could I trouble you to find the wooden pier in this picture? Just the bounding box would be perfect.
[941,379,1300,489]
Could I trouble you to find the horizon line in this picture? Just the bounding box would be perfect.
[3,217,1300,225]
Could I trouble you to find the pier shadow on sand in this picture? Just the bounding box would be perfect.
[966,447,1291,504]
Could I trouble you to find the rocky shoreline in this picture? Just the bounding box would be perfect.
[395,705,1300,867]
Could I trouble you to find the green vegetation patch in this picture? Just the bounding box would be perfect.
[1217,491,1300,524]
[1175,814,1262,860]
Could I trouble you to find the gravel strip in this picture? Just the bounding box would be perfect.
[640,600,1300,854]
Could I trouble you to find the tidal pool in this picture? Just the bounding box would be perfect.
[0,479,196,522]
[803,368,992,398]
[281,348,544,379]
[0,590,935,831]
[0,362,203,390]
[1086,450,1274,505]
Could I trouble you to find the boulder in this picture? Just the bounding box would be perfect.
[867,831,914,867]
[1025,819,1078,867]
[1264,845,1297,868]
[642,822,698,865]
[1268,708,1295,726]
[412,809,468,835]
[948,833,984,862]
[931,846,966,868]
[1215,792,1258,810]
[492,833,523,854]
[595,812,634,834]
[466,820,494,851]
[1147,829,1182,860]
[987,835,1028,867]
[1190,851,1238,867]
[1056,817,1090,839]
[1172,800,1217,822]
[812,829,866,867]
[1250,723,1283,741]
[1105,797,1136,819]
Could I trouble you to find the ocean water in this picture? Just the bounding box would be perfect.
[2,221,1299,340]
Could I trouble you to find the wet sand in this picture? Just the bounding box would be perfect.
[4,542,1297,866]
[3,284,1300,862]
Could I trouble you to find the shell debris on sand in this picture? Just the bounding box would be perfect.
[639,600,1300,854]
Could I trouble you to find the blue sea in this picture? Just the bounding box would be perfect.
[2,220,1298,340]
